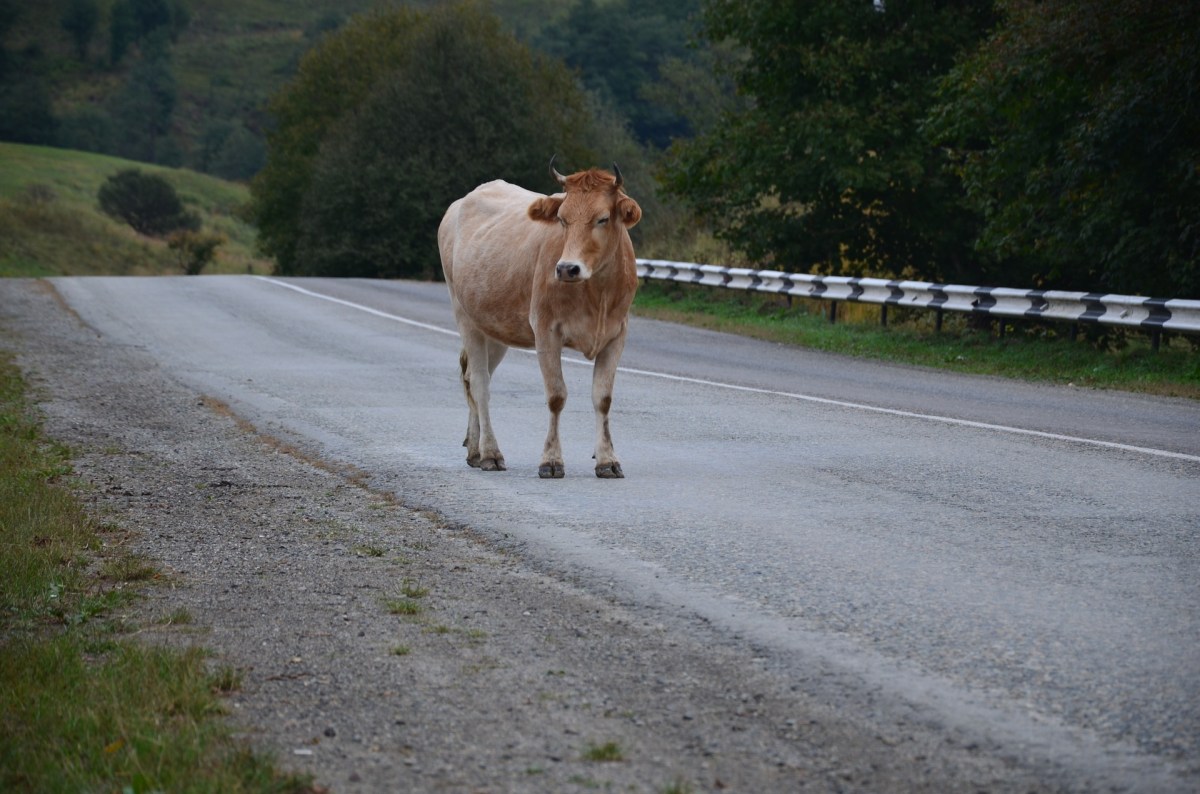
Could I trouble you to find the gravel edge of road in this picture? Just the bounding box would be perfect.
[2,278,1067,793]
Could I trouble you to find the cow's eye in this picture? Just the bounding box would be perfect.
[596,216,609,226]
[557,217,566,227]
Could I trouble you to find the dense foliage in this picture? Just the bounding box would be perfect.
[664,0,1198,297]
[532,0,703,149]
[662,0,995,283]
[250,2,613,278]
[928,0,1200,296]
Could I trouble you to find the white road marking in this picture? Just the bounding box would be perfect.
[258,277,1200,464]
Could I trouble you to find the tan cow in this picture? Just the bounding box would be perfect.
[438,160,642,478]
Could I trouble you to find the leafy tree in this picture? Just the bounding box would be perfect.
[0,78,57,145]
[61,0,99,62]
[250,2,608,278]
[209,124,265,181]
[109,0,137,66]
[248,7,428,273]
[109,0,187,66]
[0,1,55,146]
[110,30,177,163]
[56,105,116,153]
[662,0,994,282]
[927,0,1200,297]
[98,169,199,236]
[534,0,703,149]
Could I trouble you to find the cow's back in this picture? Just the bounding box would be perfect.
[439,180,556,349]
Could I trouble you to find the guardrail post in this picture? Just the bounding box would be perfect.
[828,301,838,324]
[935,308,943,333]
[880,304,888,327]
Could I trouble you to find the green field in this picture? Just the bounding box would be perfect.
[0,142,269,277]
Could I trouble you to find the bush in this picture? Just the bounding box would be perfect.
[166,230,223,275]
[97,169,198,237]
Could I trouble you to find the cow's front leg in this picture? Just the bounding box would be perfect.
[536,338,567,479]
[592,329,627,478]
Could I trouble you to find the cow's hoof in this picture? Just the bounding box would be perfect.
[595,462,624,479]
[539,462,565,479]
[479,457,506,471]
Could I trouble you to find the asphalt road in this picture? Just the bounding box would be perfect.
[49,275,1200,790]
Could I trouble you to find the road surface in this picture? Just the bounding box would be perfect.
[36,276,1200,790]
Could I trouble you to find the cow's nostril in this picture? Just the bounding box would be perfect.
[556,262,582,280]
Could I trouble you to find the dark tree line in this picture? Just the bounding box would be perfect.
[0,0,262,179]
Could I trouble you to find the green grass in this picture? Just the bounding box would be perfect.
[383,597,424,616]
[581,740,625,762]
[633,281,1200,400]
[0,351,311,793]
[0,142,271,277]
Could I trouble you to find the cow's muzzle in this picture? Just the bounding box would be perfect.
[555,261,585,282]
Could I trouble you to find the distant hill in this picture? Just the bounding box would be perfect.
[0,141,267,277]
[0,0,386,178]
[0,1,705,178]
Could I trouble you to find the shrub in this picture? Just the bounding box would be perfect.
[97,169,199,237]
[166,229,223,275]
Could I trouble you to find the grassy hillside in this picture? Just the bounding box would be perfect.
[0,142,269,277]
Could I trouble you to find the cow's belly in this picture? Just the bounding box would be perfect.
[451,283,537,349]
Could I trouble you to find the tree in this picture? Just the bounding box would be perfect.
[56,105,116,153]
[0,78,57,145]
[248,6,428,273]
[534,0,703,149]
[662,0,995,282]
[927,0,1200,297]
[210,124,265,181]
[250,2,609,278]
[61,0,99,62]
[110,30,177,163]
[109,0,137,66]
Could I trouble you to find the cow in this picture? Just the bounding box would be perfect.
[438,159,642,479]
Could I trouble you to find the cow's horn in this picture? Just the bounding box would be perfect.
[549,155,567,186]
[612,162,623,190]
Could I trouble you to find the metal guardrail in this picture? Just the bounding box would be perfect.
[636,259,1200,339]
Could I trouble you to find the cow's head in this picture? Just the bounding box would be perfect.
[528,158,642,283]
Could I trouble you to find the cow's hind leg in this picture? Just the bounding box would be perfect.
[460,334,507,471]
[459,349,480,464]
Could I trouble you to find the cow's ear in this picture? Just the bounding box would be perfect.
[617,196,642,229]
[528,196,563,223]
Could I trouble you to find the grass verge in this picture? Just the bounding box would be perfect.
[0,350,312,793]
[633,281,1200,400]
